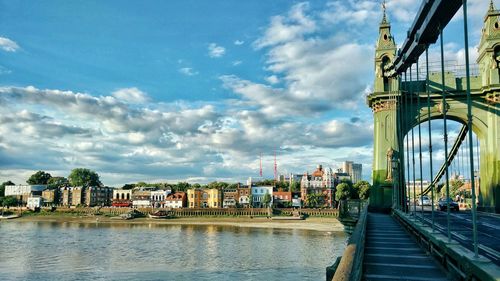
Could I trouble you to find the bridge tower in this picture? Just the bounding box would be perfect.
[369,10,399,212]
[476,1,500,212]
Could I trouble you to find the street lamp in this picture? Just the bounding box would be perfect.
[391,155,399,209]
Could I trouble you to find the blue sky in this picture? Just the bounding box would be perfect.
[0,0,493,186]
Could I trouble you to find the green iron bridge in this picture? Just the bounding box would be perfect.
[329,1,500,280]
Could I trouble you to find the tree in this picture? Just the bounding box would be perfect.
[47,176,69,189]
[27,171,52,185]
[0,180,15,197]
[335,183,351,201]
[354,181,371,200]
[174,182,190,192]
[136,181,148,187]
[262,192,271,208]
[68,168,102,187]
[275,181,289,191]
[290,181,300,192]
[254,179,274,186]
[1,196,18,207]
[122,183,135,190]
[450,179,464,197]
[307,193,322,208]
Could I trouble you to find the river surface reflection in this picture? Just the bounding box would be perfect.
[0,221,346,281]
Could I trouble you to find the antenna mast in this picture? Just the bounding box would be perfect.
[259,152,263,177]
[274,149,278,183]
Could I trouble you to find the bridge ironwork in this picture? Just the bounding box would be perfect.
[367,0,500,272]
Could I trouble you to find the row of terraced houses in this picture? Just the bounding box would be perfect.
[4,163,361,209]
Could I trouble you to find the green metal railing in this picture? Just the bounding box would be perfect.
[391,0,480,257]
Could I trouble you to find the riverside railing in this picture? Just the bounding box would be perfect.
[327,201,369,281]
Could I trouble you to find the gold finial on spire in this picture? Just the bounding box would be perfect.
[381,0,388,23]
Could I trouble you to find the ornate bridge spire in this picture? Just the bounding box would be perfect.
[381,0,388,24]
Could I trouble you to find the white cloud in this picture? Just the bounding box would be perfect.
[0,36,19,52]
[321,1,380,26]
[0,84,374,185]
[208,43,226,58]
[179,67,198,76]
[0,66,12,75]
[266,75,279,84]
[112,87,149,104]
[232,60,242,66]
[234,40,245,45]
[254,2,316,49]
[226,3,373,117]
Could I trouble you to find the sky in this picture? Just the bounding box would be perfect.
[0,0,493,186]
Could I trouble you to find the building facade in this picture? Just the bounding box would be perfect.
[151,190,171,208]
[222,188,238,208]
[41,189,58,206]
[251,186,273,208]
[5,185,46,203]
[60,186,112,207]
[237,186,251,207]
[164,192,187,208]
[341,161,363,183]
[27,196,43,209]
[112,189,132,207]
[132,190,151,208]
[300,165,335,207]
[187,188,222,208]
[85,186,112,207]
[273,191,292,207]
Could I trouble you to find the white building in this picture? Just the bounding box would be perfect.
[300,165,335,207]
[5,185,46,196]
[113,189,132,201]
[251,186,273,208]
[164,192,186,209]
[27,196,43,209]
[133,200,151,208]
[5,185,46,203]
[150,190,171,208]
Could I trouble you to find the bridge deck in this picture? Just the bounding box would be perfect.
[414,210,500,265]
[362,213,448,281]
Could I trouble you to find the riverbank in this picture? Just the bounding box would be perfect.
[7,215,344,232]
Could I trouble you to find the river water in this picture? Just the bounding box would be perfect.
[0,221,346,281]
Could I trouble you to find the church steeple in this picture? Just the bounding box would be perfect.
[374,1,397,93]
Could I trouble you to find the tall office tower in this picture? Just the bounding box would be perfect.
[352,163,362,184]
[342,161,353,175]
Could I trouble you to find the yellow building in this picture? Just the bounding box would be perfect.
[187,188,221,208]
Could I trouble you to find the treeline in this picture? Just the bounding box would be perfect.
[0,168,102,197]
[121,179,301,193]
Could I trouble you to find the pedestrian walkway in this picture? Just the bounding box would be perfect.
[362,213,448,281]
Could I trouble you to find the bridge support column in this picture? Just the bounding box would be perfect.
[371,108,399,213]
[478,103,500,213]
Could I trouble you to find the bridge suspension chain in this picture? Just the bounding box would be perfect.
[417,60,425,220]
[439,26,452,243]
[425,46,436,232]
